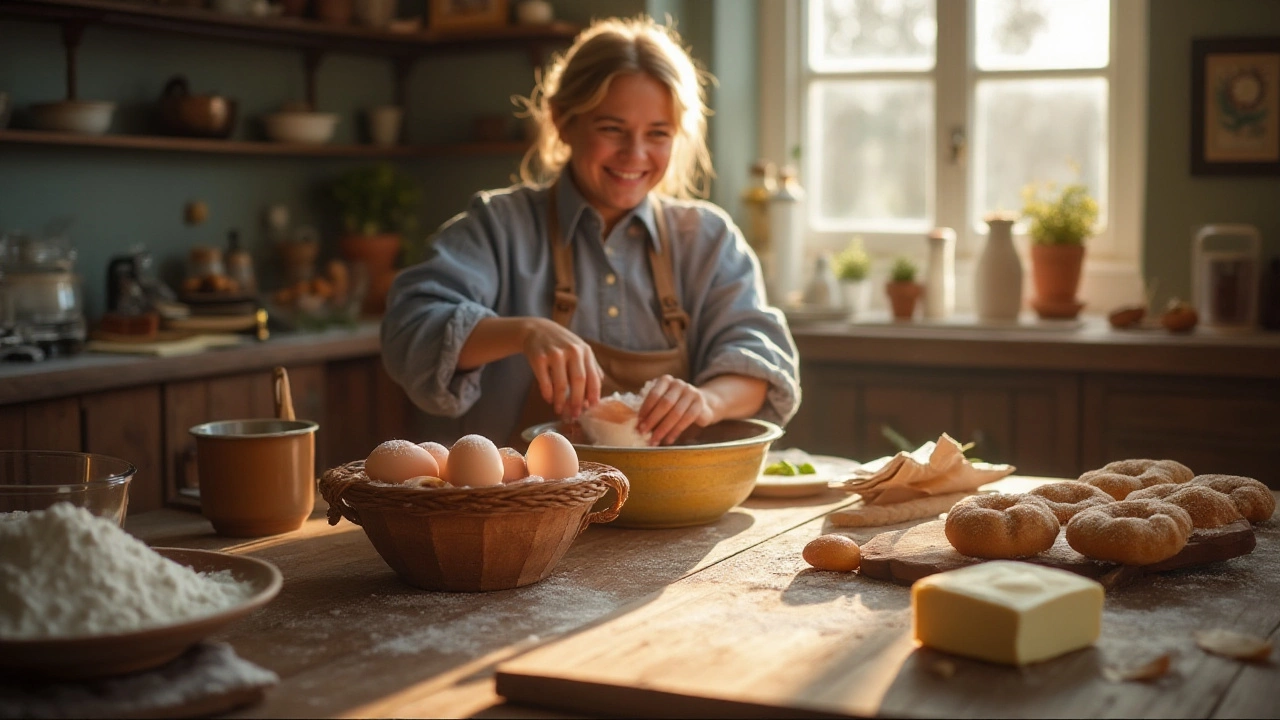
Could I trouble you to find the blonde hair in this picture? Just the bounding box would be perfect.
[514,15,715,199]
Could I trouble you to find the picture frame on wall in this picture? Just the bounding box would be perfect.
[428,0,509,32]
[1191,37,1280,176]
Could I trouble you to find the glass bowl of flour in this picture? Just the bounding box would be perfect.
[0,450,135,526]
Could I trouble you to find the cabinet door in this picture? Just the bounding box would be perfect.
[0,398,80,451]
[1082,374,1280,488]
[82,387,164,513]
[324,357,416,467]
[789,363,1079,477]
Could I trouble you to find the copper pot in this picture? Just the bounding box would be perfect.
[159,75,237,138]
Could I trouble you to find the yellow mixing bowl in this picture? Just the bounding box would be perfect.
[522,418,783,528]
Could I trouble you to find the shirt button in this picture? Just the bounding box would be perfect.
[628,225,642,238]
[607,306,620,318]
[605,274,617,285]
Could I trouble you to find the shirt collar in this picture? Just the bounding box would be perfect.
[555,171,661,252]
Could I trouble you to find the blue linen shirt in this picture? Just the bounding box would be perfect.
[380,176,801,444]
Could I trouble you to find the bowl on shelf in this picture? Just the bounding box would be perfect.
[0,450,135,526]
[28,100,116,135]
[522,418,783,529]
[262,111,339,144]
[318,460,629,592]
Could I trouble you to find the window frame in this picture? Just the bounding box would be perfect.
[758,0,1147,307]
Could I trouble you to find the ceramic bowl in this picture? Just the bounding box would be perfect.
[29,100,116,135]
[0,450,135,526]
[262,111,339,144]
[522,418,784,529]
[319,460,629,592]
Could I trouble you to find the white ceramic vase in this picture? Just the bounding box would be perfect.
[924,227,955,320]
[974,217,1023,321]
[840,280,871,319]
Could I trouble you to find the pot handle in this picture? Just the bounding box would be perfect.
[580,462,630,529]
[274,366,296,421]
[162,75,189,100]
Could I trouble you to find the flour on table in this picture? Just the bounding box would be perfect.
[0,503,254,639]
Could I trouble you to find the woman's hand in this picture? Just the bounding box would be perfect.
[636,375,715,446]
[521,318,604,419]
[637,374,770,446]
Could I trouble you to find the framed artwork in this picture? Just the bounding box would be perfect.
[428,0,509,32]
[1191,37,1280,176]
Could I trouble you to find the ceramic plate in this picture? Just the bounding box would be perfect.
[0,548,282,680]
[752,449,862,498]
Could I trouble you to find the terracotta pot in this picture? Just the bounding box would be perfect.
[1030,243,1085,319]
[885,281,923,321]
[340,233,401,316]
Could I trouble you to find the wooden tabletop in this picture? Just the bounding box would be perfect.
[126,480,1280,719]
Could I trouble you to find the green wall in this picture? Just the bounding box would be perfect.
[1145,0,1280,307]
[7,0,1271,322]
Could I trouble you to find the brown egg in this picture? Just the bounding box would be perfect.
[802,534,861,572]
[418,441,450,478]
[444,434,504,487]
[526,431,579,481]
[498,447,528,483]
[365,439,439,484]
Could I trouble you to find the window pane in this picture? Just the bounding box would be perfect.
[972,77,1107,228]
[975,0,1109,71]
[809,79,932,227]
[810,0,936,72]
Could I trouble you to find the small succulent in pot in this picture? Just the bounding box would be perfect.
[889,256,918,284]
[885,256,922,321]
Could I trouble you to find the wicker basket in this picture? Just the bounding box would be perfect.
[318,460,629,592]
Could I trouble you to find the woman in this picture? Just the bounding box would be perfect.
[381,15,800,447]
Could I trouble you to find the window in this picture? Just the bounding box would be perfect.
[758,0,1147,311]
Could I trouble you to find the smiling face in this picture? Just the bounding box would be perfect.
[558,72,676,235]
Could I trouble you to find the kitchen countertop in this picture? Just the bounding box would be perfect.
[126,479,1280,719]
[0,322,381,405]
[791,313,1280,379]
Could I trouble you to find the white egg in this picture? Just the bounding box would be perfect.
[365,439,439,484]
[498,447,528,483]
[526,431,579,481]
[444,434,504,487]
[418,441,450,478]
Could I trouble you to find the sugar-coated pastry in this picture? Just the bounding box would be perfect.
[944,493,1060,559]
[1065,499,1193,565]
[1027,481,1115,523]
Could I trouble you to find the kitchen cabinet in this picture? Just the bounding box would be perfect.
[789,362,1079,478]
[0,0,579,157]
[787,321,1280,487]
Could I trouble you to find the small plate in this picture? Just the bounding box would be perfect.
[0,548,282,680]
[752,449,862,498]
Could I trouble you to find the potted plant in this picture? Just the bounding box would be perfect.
[833,236,872,319]
[885,256,922,321]
[331,163,420,315]
[1021,181,1098,320]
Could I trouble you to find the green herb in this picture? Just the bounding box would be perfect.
[763,460,818,476]
[889,256,917,283]
[833,237,871,281]
[1020,180,1098,246]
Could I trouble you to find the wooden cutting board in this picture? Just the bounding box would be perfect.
[859,518,1257,587]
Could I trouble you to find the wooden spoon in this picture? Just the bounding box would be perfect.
[273,366,295,421]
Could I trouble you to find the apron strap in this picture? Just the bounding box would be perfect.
[546,183,687,347]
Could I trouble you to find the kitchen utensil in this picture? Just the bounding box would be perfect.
[523,418,783,528]
[158,75,238,138]
[1192,223,1261,332]
[0,450,134,525]
[262,111,339,144]
[318,460,628,592]
[0,548,281,680]
[28,100,116,135]
[365,104,403,147]
[189,367,318,537]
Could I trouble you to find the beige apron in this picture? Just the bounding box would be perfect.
[510,185,691,448]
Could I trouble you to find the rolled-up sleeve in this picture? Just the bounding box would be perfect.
[381,195,506,417]
[675,204,801,426]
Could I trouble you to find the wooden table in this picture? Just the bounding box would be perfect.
[127,481,1280,719]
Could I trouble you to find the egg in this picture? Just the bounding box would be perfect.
[498,447,529,483]
[444,434,504,487]
[418,441,450,478]
[365,439,440,484]
[802,534,861,572]
[526,431,579,481]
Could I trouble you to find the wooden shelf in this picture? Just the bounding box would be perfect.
[0,0,582,58]
[0,128,530,158]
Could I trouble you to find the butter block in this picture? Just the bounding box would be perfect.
[912,560,1104,666]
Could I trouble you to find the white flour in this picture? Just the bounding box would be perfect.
[0,504,254,639]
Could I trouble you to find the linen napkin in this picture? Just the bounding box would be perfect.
[837,432,1015,505]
